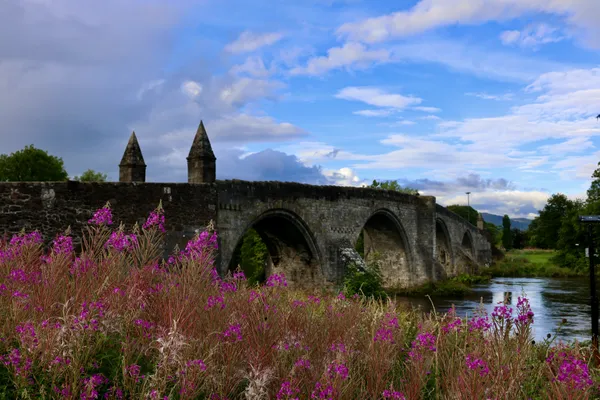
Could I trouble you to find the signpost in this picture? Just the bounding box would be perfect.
[579,215,600,366]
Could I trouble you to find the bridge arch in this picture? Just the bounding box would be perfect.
[461,230,475,258]
[435,218,454,276]
[227,209,322,286]
[357,208,413,289]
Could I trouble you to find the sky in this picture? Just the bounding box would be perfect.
[2,0,600,220]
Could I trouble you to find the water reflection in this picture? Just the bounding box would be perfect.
[394,277,592,342]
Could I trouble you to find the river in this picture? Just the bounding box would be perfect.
[394,277,593,343]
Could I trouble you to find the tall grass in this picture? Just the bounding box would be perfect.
[0,203,599,399]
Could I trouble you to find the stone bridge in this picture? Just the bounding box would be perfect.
[0,122,492,289]
[217,181,490,289]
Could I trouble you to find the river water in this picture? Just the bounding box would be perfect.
[394,277,593,343]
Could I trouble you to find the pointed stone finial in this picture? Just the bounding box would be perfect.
[477,213,484,230]
[187,120,216,183]
[119,131,147,183]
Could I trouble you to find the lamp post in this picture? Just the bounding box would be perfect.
[579,215,600,367]
[466,192,471,225]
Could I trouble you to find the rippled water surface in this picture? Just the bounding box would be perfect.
[394,277,593,342]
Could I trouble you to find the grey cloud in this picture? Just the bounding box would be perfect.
[218,148,330,183]
[144,146,330,184]
[395,173,516,195]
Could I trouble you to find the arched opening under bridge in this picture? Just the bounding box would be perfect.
[436,218,453,276]
[355,210,412,289]
[228,210,320,287]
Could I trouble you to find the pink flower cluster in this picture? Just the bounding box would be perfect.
[547,351,594,390]
[221,323,243,343]
[143,209,166,232]
[52,234,74,255]
[465,354,490,377]
[88,205,113,226]
[514,296,534,325]
[374,313,400,343]
[266,273,288,288]
[104,231,138,252]
[468,316,491,332]
[491,303,513,320]
[327,361,349,380]
[382,389,406,399]
[409,332,437,360]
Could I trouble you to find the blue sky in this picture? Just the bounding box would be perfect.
[2,0,600,219]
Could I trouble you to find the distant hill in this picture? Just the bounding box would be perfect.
[481,213,532,231]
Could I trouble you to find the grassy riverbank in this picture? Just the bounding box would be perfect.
[391,274,491,297]
[485,249,583,278]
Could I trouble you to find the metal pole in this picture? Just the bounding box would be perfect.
[466,192,471,224]
[589,224,600,366]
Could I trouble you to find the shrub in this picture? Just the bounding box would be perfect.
[342,257,387,300]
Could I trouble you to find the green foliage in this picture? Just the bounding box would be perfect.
[0,144,68,182]
[528,194,574,249]
[74,169,108,182]
[370,179,419,195]
[446,204,478,225]
[484,222,501,245]
[355,230,365,258]
[394,273,491,297]
[342,257,387,300]
[502,215,513,250]
[231,228,268,285]
[511,228,528,250]
[486,249,583,278]
[587,161,600,203]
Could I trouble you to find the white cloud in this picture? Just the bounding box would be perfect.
[388,39,570,82]
[539,136,594,155]
[335,0,600,48]
[500,23,565,49]
[230,56,275,78]
[353,109,394,117]
[208,114,308,142]
[224,31,284,54]
[420,115,442,120]
[137,79,165,100]
[335,86,421,109]
[322,167,365,186]
[437,190,551,219]
[289,42,391,76]
[219,78,285,107]
[526,68,600,94]
[181,80,202,98]
[466,92,514,101]
[412,106,441,113]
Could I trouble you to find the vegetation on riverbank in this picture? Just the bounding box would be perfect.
[3,203,597,399]
[389,274,491,297]
[485,249,583,278]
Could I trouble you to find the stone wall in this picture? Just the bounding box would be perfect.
[0,181,217,257]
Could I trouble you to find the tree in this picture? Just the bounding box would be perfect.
[370,179,419,195]
[511,228,527,249]
[74,169,108,182]
[528,193,573,249]
[588,162,600,203]
[0,145,68,182]
[502,215,513,250]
